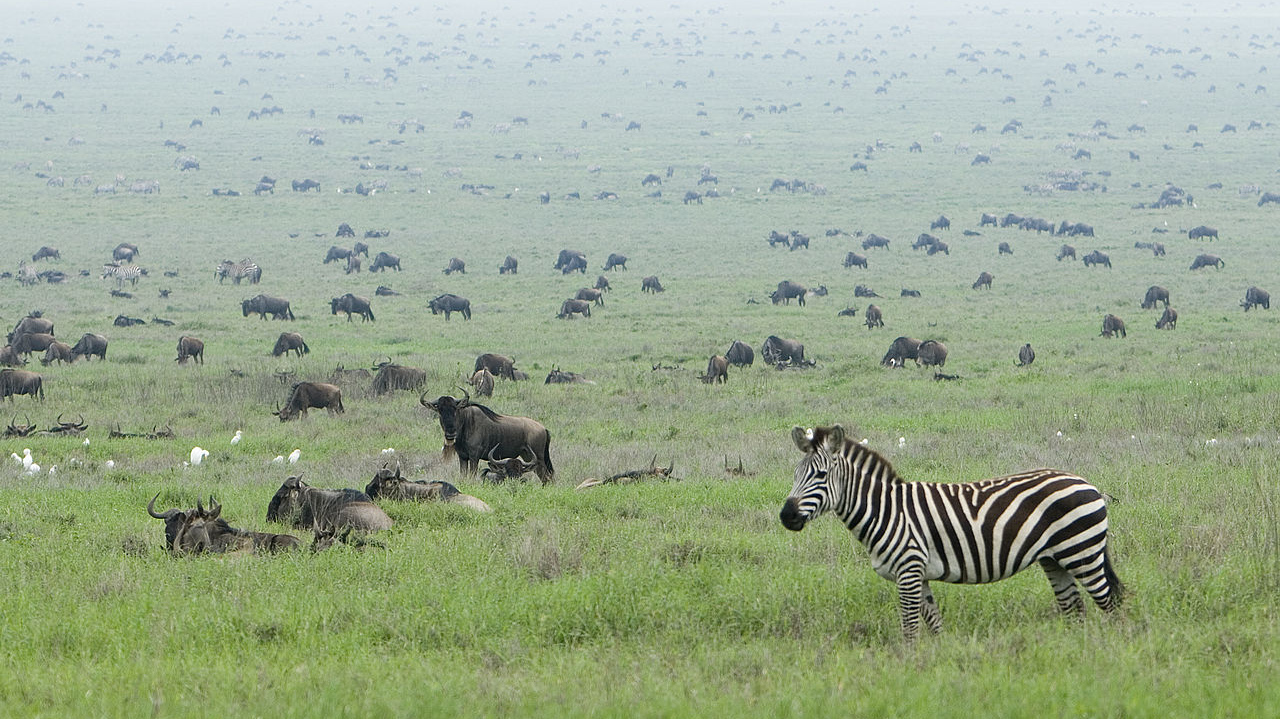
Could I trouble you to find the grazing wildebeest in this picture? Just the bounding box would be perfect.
[271,332,309,358]
[267,476,392,531]
[32,246,59,262]
[980,213,998,227]
[558,298,592,319]
[998,242,1013,255]
[726,340,754,367]
[345,255,362,274]
[113,242,139,262]
[545,368,593,384]
[1188,225,1219,241]
[475,353,519,380]
[420,391,555,484]
[972,271,994,290]
[429,293,472,320]
[242,294,294,320]
[498,255,518,274]
[368,252,401,272]
[701,355,729,384]
[843,252,868,269]
[916,340,948,368]
[1190,254,1224,270]
[11,332,57,356]
[330,293,375,322]
[865,304,884,329]
[1101,314,1127,338]
[1259,192,1280,207]
[0,345,24,367]
[862,234,890,250]
[351,241,369,258]
[175,336,204,365]
[0,369,44,400]
[881,336,923,367]
[603,253,628,271]
[364,465,492,512]
[770,280,807,306]
[291,178,320,192]
[1141,286,1170,310]
[913,234,940,251]
[575,287,605,306]
[594,275,611,293]
[11,315,54,340]
[274,382,343,421]
[70,333,108,361]
[371,361,426,395]
[1082,251,1111,268]
[554,249,587,273]
[1242,286,1271,311]
[1156,307,1178,329]
[931,215,951,231]
[1057,245,1077,261]
[469,367,495,397]
[149,495,300,554]
[641,276,665,293]
[1017,343,1035,366]
[761,336,811,366]
[443,257,466,275]
[927,241,949,256]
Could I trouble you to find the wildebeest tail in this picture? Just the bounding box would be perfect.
[367,307,375,322]
[301,340,310,355]
[541,432,555,481]
[287,306,296,320]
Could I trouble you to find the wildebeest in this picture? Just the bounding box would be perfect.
[475,353,519,380]
[575,287,605,306]
[498,255,519,274]
[323,245,353,264]
[865,304,884,329]
[1017,343,1035,366]
[881,336,922,367]
[242,294,294,320]
[770,280,807,306]
[1101,314,1127,338]
[0,369,44,400]
[683,190,702,205]
[368,252,401,272]
[274,382,343,421]
[32,246,59,262]
[930,215,951,231]
[1082,251,1112,268]
[913,233,940,251]
[371,361,426,395]
[701,355,729,384]
[344,255,361,274]
[113,242,139,262]
[271,332,309,358]
[291,178,320,192]
[761,336,811,366]
[1243,286,1271,311]
[113,315,145,327]
[594,275,611,292]
[603,253,628,271]
[916,340,948,368]
[11,332,57,356]
[558,298,592,319]
[330,293,375,322]
[443,257,466,275]
[336,222,355,238]
[1259,192,1280,207]
[1057,245,1077,261]
[862,234,890,250]
[70,333,108,361]
[149,494,300,554]
[545,368,593,384]
[980,213,999,226]
[726,340,754,367]
[1156,307,1178,329]
[1141,286,1170,310]
[429,293,472,320]
[1190,254,1224,270]
[1,345,27,367]
[927,241,950,256]
[266,475,392,531]
[420,391,555,484]
[998,242,1013,255]
[469,367,495,397]
[158,332,198,368]
[972,272,994,290]
[364,465,492,512]
[843,252,868,269]
[554,249,587,273]
[11,315,54,340]
[641,276,665,293]
[1188,225,1219,241]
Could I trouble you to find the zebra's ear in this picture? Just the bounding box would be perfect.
[822,425,846,451]
[791,426,816,452]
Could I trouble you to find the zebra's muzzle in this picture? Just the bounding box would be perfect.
[779,497,808,531]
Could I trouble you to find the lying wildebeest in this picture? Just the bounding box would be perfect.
[11,315,54,340]
[1188,225,1219,241]
[0,369,44,400]
[1082,250,1111,268]
[323,245,352,264]
[364,465,491,512]
[479,447,540,483]
[1,345,27,367]
[498,255,518,274]
[475,353,518,380]
[267,475,392,531]
[575,287,605,306]
[554,249,587,272]
[70,333,108,361]
[149,494,300,554]
[375,285,398,296]
[429,293,472,321]
[916,340,948,368]
[1156,307,1178,329]
[931,215,951,231]
[726,340,754,367]
[40,341,74,366]
[330,365,371,383]
[545,368,593,384]
[641,276,665,293]
[1242,286,1271,311]
[603,253,628,271]
[371,361,426,395]
[272,332,310,358]
[1141,286,1170,310]
[972,271,994,290]
[11,332,56,356]
[881,336,922,367]
[1017,343,1035,366]
[1057,245,1077,261]
[113,242,139,262]
[113,315,145,327]
[771,280,807,306]
[701,355,729,384]
[1190,254,1224,270]
[998,241,1013,255]
[557,299,592,319]
[595,275,611,292]
[420,390,555,484]
[843,252,868,269]
[761,336,810,366]
[469,367,495,397]
[1101,314,1127,338]
[443,257,466,275]
[368,251,401,272]
[901,289,921,298]
[242,294,295,320]
[274,382,343,421]
[865,304,884,329]
[862,234,890,250]
[330,293,375,322]
[32,246,60,262]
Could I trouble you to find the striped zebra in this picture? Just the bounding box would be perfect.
[781,425,1122,641]
[215,259,262,285]
[101,263,143,287]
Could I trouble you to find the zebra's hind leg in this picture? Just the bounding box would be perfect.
[1040,558,1085,617]
[895,568,926,641]
[920,581,943,634]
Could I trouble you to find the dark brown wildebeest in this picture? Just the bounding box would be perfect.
[420,390,555,484]
[603,253,628,271]
[1017,343,1035,366]
[70,333,108,361]
[641,276,665,293]
[365,465,491,512]
[1057,245,1077,261]
[881,336,923,367]
[865,304,884,329]
[861,234,890,250]
[0,345,25,367]
[267,475,392,531]
[980,213,999,227]
[558,298,592,319]
[767,230,790,248]
[291,178,320,192]
[594,275,611,292]
[479,446,540,483]
[1188,225,1219,241]
[371,361,426,395]
[1156,307,1178,329]
[352,241,369,258]
[973,272,993,290]
[927,241,950,256]
[149,494,300,554]
[469,367,495,397]
[498,255,518,274]
[554,249,587,273]
[998,242,1013,255]
[32,246,59,262]
[575,287,605,306]
[274,382,343,421]
[761,336,811,366]
[429,293,471,320]
[443,257,466,275]
[375,286,398,296]
[330,293,375,322]
[11,315,54,340]
[172,336,204,365]
[345,255,361,274]
[916,340,948,368]
[931,215,951,231]
[843,252,868,269]
[1101,314,1127,338]
[12,332,57,356]
[272,332,309,358]
[329,365,372,383]
[1141,286,1170,310]
[1082,251,1111,268]
[1242,286,1270,311]
[368,251,401,272]
[475,353,518,380]
[1190,254,1224,270]
[701,355,729,384]
[336,222,355,238]
[242,294,294,320]
[0,369,44,400]
[545,368,593,384]
[726,340,754,367]
[771,280,807,306]
[41,341,74,366]
[113,242,139,262]
[323,245,352,264]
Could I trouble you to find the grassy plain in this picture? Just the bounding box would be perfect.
[0,0,1278,716]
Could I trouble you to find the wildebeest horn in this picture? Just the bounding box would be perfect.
[147,492,178,519]
[457,386,471,407]
[207,496,221,519]
[418,391,437,410]
[518,446,537,464]
[486,445,501,463]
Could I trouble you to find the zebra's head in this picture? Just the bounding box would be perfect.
[780,425,846,531]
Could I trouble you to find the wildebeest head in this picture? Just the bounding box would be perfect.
[267,474,392,531]
[148,493,227,554]
[265,475,306,524]
[480,446,538,483]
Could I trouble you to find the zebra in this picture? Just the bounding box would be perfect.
[780,425,1123,641]
[101,263,143,288]
[215,259,262,285]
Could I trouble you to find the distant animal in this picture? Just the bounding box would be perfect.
[972,271,994,290]
[498,255,518,274]
[761,336,811,366]
[1156,307,1178,329]
[558,298,592,319]
[242,294,294,320]
[726,340,754,367]
[273,382,343,421]
[475,353,519,381]
[1258,192,1280,207]
[364,465,491,512]
[641,276,665,293]
[701,355,729,384]
[10,332,57,356]
[545,368,593,384]
[0,345,24,367]
[215,258,261,285]
[1189,254,1224,270]
[1188,225,1218,241]
[998,242,1013,255]
[1101,314,1127,338]
[594,275,611,292]
[603,253,629,271]
[900,289,921,298]
[70,333,108,361]
[0,369,44,401]
[323,246,353,264]
[149,494,299,554]
[916,340,948,368]
[266,475,391,531]
[345,255,361,274]
[554,249,587,273]
[843,252,868,269]
[291,178,320,192]
[575,287,605,306]
[443,257,466,275]
[913,234,940,251]
[1017,343,1035,366]
[1141,286,1170,309]
[271,332,310,358]
[881,336,922,367]
[330,293,375,322]
[469,367,495,397]
[31,246,59,262]
[10,315,54,339]
[113,242,139,262]
[175,336,204,365]
[371,361,426,395]
[930,215,950,231]
[40,341,74,366]
[1082,251,1111,268]
[368,251,401,272]
[1057,245,1077,261]
[1243,286,1271,311]
[862,234,890,250]
[979,213,998,226]
[420,390,555,484]
[770,280,807,306]
[429,293,471,320]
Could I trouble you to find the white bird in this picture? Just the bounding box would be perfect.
[47,465,56,476]
[22,449,34,470]
[25,463,40,475]
[83,438,90,446]
[9,453,19,466]
[230,430,242,445]
[271,455,284,464]
[190,447,209,466]
[288,448,301,464]
[105,460,115,469]
[898,436,906,448]
[381,448,395,455]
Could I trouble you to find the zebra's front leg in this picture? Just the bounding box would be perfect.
[920,581,943,634]
[895,568,926,642]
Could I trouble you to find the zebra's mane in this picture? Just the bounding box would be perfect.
[835,437,905,484]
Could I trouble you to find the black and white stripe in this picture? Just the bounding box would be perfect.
[215,258,261,285]
[780,425,1122,641]
[101,263,143,287]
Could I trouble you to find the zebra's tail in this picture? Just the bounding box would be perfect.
[1101,544,1124,609]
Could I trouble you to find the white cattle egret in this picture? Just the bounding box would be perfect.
[22,449,34,470]
[9,453,19,466]
[190,447,209,466]
[381,448,395,455]
[25,463,40,475]
[271,455,284,464]
[105,460,116,469]
[288,448,301,464]
[230,430,242,445]
[83,438,90,446]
